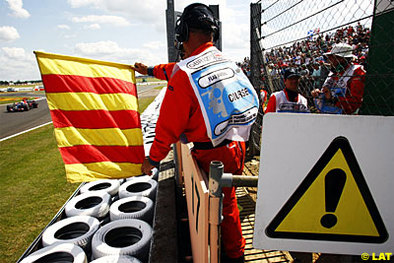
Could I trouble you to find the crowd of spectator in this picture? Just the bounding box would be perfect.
[239,22,370,108]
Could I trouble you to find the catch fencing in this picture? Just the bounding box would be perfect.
[247,0,394,156]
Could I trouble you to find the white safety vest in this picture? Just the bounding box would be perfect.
[176,46,259,146]
[323,64,363,97]
[273,90,308,113]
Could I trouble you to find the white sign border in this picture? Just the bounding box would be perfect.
[253,113,394,255]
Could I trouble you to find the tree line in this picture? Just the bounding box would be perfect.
[0,80,42,86]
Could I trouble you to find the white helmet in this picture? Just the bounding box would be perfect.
[324,43,356,59]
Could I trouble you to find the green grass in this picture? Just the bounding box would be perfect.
[138,96,156,112]
[0,96,156,262]
[0,91,44,104]
[135,77,162,83]
[0,126,77,262]
[0,84,41,88]
[0,96,39,104]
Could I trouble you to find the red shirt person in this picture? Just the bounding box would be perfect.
[133,4,260,262]
[311,43,366,114]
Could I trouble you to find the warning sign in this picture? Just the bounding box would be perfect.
[253,114,394,255]
[266,136,388,243]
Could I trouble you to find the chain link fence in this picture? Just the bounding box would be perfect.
[247,0,394,157]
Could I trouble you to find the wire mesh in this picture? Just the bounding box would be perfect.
[247,0,394,156]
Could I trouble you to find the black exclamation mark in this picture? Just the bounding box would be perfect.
[320,168,347,228]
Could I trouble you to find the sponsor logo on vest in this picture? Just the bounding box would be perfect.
[214,107,258,136]
[228,88,250,102]
[278,102,309,112]
[187,51,225,70]
[198,68,234,88]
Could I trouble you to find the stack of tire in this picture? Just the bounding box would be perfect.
[20,176,158,263]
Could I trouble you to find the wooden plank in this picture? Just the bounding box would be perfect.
[237,187,293,263]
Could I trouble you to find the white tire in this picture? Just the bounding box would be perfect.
[125,175,151,182]
[90,255,141,263]
[65,191,111,219]
[110,196,154,222]
[80,179,120,196]
[20,243,87,263]
[118,178,126,185]
[42,216,100,249]
[118,178,157,201]
[91,219,152,261]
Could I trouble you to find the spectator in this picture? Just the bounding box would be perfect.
[265,68,309,113]
[358,55,367,70]
[298,64,312,98]
[319,61,331,82]
[300,64,310,77]
[261,22,369,77]
[311,62,326,91]
[311,43,366,114]
[260,85,269,113]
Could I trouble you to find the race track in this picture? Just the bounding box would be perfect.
[0,84,165,141]
[0,93,51,140]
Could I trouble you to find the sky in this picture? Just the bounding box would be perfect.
[0,0,253,81]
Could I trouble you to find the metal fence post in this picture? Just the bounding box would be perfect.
[208,161,225,263]
[250,2,263,90]
[208,161,259,262]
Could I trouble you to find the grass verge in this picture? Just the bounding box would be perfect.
[0,97,39,104]
[136,77,162,83]
[0,95,156,262]
[138,96,156,112]
[0,125,76,262]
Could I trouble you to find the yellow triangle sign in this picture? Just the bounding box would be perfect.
[266,136,388,243]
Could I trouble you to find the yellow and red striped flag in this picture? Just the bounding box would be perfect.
[35,51,144,183]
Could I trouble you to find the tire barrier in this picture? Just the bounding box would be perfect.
[125,175,151,182]
[118,178,126,185]
[79,179,120,197]
[118,177,158,201]
[110,196,154,223]
[20,86,168,262]
[65,191,111,219]
[20,243,87,263]
[140,87,166,154]
[41,216,100,249]
[90,255,142,263]
[91,219,153,262]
